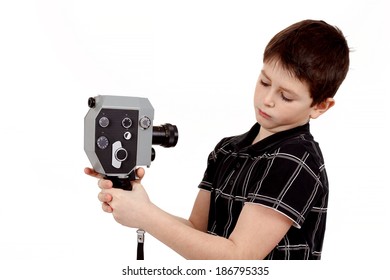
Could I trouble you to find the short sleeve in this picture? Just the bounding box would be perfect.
[198,150,215,192]
[198,137,232,192]
[247,144,326,228]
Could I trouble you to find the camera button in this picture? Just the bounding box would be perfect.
[139,116,151,129]
[115,148,128,162]
[122,117,132,129]
[124,131,132,140]
[99,116,110,128]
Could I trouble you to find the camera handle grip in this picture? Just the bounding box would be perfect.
[105,171,135,191]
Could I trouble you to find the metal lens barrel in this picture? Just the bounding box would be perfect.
[152,123,178,147]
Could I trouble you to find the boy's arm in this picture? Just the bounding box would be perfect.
[105,184,292,260]
[187,189,210,232]
[132,189,211,231]
[145,200,292,259]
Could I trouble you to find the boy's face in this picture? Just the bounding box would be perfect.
[253,60,332,136]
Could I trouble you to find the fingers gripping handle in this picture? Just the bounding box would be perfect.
[105,171,136,191]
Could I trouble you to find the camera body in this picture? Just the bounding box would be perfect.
[84,95,178,189]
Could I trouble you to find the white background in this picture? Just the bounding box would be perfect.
[0,0,388,279]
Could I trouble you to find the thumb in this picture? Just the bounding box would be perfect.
[134,167,145,183]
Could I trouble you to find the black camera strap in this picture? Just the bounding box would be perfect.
[136,229,145,260]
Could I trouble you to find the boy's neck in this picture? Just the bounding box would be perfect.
[252,127,273,144]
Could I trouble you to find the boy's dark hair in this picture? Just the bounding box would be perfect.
[263,19,350,106]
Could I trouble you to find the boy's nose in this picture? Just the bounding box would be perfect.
[263,91,275,108]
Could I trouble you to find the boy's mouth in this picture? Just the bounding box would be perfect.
[258,108,271,119]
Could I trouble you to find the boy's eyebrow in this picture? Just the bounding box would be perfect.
[261,70,299,97]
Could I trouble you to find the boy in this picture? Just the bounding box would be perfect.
[85,19,349,259]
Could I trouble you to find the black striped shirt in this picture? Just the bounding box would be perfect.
[199,123,328,259]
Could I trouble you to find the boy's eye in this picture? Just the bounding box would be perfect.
[281,93,293,102]
[260,80,270,87]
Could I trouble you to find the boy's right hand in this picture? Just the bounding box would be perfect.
[84,167,146,213]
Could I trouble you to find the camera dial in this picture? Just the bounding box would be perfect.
[97,136,109,149]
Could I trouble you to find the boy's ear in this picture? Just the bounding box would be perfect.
[310,98,335,119]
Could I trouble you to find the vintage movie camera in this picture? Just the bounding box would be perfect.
[84,95,178,190]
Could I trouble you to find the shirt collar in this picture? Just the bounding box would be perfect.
[231,123,311,153]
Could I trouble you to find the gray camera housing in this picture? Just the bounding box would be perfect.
[84,95,154,178]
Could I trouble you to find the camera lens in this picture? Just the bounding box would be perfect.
[152,123,178,148]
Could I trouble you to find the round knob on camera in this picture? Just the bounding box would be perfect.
[122,117,132,129]
[115,147,128,162]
